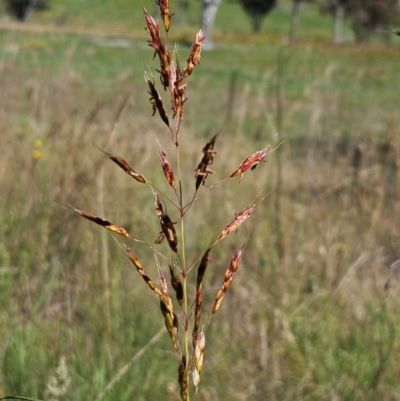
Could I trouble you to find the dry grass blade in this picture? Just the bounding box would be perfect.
[94,328,165,401]
[230,146,271,183]
[384,259,400,290]
[211,245,244,315]
[72,207,131,238]
[169,264,183,306]
[194,133,218,190]
[192,329,205,395]
[102,151,147,183]
[178,355,189,401]
[215,204,255,242]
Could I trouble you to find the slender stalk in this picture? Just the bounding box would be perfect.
[274,47,285,262]
[97,166,113,369]
[176,127,191,401]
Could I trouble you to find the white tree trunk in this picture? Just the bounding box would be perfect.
[333,2,345,43]
[23,0,38,21]
[289,0,302,40]
[201,0,222,49]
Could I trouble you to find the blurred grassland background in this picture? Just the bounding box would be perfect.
[1,0,400,400]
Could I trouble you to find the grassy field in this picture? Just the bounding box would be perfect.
[1,1,400,400]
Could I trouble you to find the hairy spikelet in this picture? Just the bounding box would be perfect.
[194,134,218,190]
[159,148,175,188]
[154,193,178,253]
[178,356,189,401]
[171,60,187,121]
[73,207,131,238]
[160,299,180,354]
[230,146,271,183]
[143,7,171,90]
[102,151,147,183]
[169,264,183,306]
[143,7,161,55]
[192,248,211,347]
[186,29,206,76]
[192,329,205,395]
[145,77,170,128]
[123,244,174,314]
[211,245,243,315]
[156,0,172,32]
[216,204,255,242]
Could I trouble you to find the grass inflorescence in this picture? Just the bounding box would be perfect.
[67,2,272,400]
[2,1,400,401]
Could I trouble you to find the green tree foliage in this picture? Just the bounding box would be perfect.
[5,0,48,21]
[321,0,399,42]
[349,0,398,42]
[237,0,277,32]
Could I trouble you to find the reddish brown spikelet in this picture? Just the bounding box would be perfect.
[160,299,180,354]
[143,7,171,91]
[143,8,161,55]
[216,204,255,242]
[196,247,212,288]
[103,151,147,183]
[159,149,175,188]
[192,248,211,347]
[169,264,183,306]
[154,193,164,220]
[124,244,174,314]
[145,77,170,128]
[186,28,206,76]
[178,356,189,401]
[230,146,271,183]
[123,244,142,270]
[211,245,244,315]
[73,208,130,238]
[160,271,168,296]
[161,214,178,253]
[192,329,205,394]
[156,0,173,32]
[158,43,172,90]
[194,133,218,190]
[124,244,161,295]
[171,62,187,120]
[192,288,204,348]
[154,194,178,253]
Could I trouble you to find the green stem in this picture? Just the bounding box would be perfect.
[176,127,190,401]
